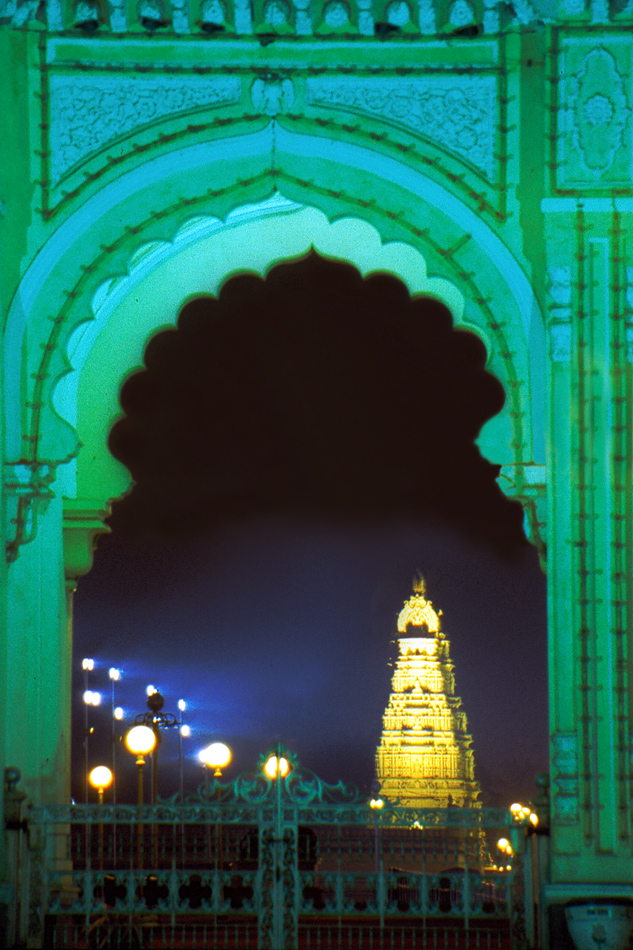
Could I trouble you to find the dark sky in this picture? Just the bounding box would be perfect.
[73,253,548,807]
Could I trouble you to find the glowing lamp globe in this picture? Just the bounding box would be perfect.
[125,724,156,756]
[199,742,231,770]
[89,766,113,792]
[264,754,289,779]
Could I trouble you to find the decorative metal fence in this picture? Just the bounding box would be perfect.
[13,759,526,949]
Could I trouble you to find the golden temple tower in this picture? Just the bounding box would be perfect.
[376,574,481,809]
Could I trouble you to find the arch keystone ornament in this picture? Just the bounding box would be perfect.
[2,9,633,945]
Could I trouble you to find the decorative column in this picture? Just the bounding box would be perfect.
[544,200,633,895]
[543,29,633,900]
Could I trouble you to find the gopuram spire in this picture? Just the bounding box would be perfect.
[376,575,481,809]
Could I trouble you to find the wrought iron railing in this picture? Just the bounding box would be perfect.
[13,759,527,949]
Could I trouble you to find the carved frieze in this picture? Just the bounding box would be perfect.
[547,266,573,363]
[48,73,242,184]
[551,731,579,823]
[306,75,498,180]
[559,42,631,187]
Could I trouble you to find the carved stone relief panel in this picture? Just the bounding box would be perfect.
[305,74,499,181]
[48,72,242,184]
[558,39,631,188]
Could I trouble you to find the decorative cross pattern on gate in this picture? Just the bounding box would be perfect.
[23,750,525,949]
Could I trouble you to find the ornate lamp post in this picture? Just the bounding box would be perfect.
[132,689,178,804]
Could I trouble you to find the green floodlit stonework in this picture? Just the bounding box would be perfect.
[1,0,633,939]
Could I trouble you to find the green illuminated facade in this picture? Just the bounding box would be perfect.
[2,0,633,932]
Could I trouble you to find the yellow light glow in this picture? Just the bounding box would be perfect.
[369,798,384,810]
[181,724,190,738]
[146,684,157,696]
[114,706,124,720]
[89,765,113,791]
[264,755,289,778]
[529,812,539,826]
[199,742,231,769]
[125,724,156,755]
[109,667,121,681]
[83,690,101,706]
[510,802,523,814]
[497,838,513,855]
[82,658,94,671]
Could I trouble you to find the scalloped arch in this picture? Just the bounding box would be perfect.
[57,193,476,506]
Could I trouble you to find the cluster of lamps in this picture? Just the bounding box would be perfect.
[510,801,539,827]
[82,657,230,805]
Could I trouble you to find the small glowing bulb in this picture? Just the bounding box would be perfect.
[369,798,384,810]
[82,658,94,671]
[83,690,93,705]
[178,699,186,712]
[529,812,539,826]
[114,706,124,720]
[91,691,102,706]
[146,684,156,696]
[109,668,121,681]
[126,725,156,755]
[89,766,113,791]
[180,724,190,738]
[264,755,289,778]
[510,803,522,815]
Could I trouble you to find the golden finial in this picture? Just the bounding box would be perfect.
[397,573,440,634]
[412,571,426,595]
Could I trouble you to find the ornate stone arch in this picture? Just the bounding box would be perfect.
[4,127,545,575]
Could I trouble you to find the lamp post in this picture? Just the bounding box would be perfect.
[132,689,178,804]
[263,746,292,950]
[369,798,384,875]
[82,658,95,802]
[108,668,121,803]
[199,742,232,869]
[89,765,113,869]
[125,724,156,868]
[177,699,187,804]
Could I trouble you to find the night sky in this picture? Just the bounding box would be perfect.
[72,253,548,808]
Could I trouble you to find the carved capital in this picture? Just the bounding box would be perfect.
[63,501,111,582]
[499,464,546,568]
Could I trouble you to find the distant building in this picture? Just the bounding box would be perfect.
[376,574,481,810]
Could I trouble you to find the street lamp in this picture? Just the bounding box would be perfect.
[132,690,178,803]
[125,725,156,868]
[109,668,121,803]
[264,753,289,779]
[199,742,232,779]
[89,765,113,805]
[82,656,99,804]
[369,798,384,874]
[177,699,187,803]
[89,765,113,869]
[125,725,156,804]
[199,742,232,870]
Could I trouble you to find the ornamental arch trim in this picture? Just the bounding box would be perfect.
[3,127,545,558]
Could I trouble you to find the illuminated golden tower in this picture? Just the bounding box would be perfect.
[376,574,481,809]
